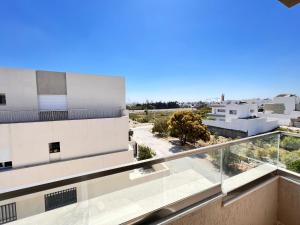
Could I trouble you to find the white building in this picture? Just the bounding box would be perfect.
[0,67,133,173]
[259,94,300,126]
[204,101,278,137]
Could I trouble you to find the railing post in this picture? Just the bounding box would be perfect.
[277,133,281,168]
[220,148,223,189]
[10,111,13,123]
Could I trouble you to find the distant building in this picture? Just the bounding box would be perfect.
[221,93,225,102]
[204,101,278,138]
[259,94,300,127]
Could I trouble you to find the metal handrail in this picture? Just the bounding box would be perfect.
[0,107,126,123]
[0,131,283,200]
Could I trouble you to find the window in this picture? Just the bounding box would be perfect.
[44,188,77,211]
[229,110,237,115]
[0,202,17,224]
[49,142,60,153]
[0,161,12,170]
[250,109,255,113]
[217,109,226,113]
[0,94,6,105]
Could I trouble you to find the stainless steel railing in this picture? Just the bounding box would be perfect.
[0,108,126,123]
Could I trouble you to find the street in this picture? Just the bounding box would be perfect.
[132,124,226,182]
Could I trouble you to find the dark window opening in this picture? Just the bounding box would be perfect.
[0,161,12,170]
[45,188,77,211]
[0,202,17,224]
[49,142,60,153]
[229,110,237,115]
[0,94,6,105]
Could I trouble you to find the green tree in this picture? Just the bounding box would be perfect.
[168,111,210,145]
[152,117,169,136]
[138,145,156,161]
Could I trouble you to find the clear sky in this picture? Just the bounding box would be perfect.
[0,0,300,103]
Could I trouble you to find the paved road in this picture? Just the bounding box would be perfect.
[132,124,225,182]
[132,124,188,157]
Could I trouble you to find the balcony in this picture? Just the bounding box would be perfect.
[0,107,126,124]
[0,131,300,225]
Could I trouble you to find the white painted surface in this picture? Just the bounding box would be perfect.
[204,117,278,136]
[259,111,300,126]
[0,67,128,169]
[0,68,125,112]
[0,150,134,192]
[272,96,297,114]
[38,95,68,111]
[0,68,38,111]
[66,72,125,111]
[209,103,258,123]
[206,102,275,136]
[0,124,11,162]
[0,116,129,167]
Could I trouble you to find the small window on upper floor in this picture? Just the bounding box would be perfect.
[49,142,60,153]
[229,110,237,115]
[0,161,12,170]
[0,94,6,105]
[217,109,226,113]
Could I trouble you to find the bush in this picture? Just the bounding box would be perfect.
[286,160,300,173]
[138,145,156,161]
[152,117,169,136]
[280,136,300,151]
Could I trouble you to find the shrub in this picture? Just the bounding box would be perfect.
[280,136,300,151]
[152,117,169,136]
[138,145,156,161]
[286,160,300,173]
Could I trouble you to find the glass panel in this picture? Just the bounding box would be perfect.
[222,134,279,193]
[279,134,300,174]
[1,150,221,225]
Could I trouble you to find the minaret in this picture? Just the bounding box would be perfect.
[221,93,225,102]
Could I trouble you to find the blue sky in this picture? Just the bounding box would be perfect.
[0,0,300,103]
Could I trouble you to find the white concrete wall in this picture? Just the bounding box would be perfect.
[0,68,38,111]
[66,72,125,111]
[0,116,129,167]
[0,124,11,162]
[211,107,226,115]
[225,104,258,122]
[204,117,278,136]
[0,68,125,113]
[0,150,134,191]
[273,96,296,114]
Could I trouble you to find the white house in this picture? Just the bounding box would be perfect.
[259,94,300,126]
[0,67,133,172]
[204,101,278,137]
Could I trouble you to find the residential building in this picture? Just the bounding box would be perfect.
[259,94,300,127]
[204,101,278,137]
[0,68,133,179]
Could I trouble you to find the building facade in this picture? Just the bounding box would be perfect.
[0,67,132,170]
[204,102,278,137]
[259,94,300,126]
